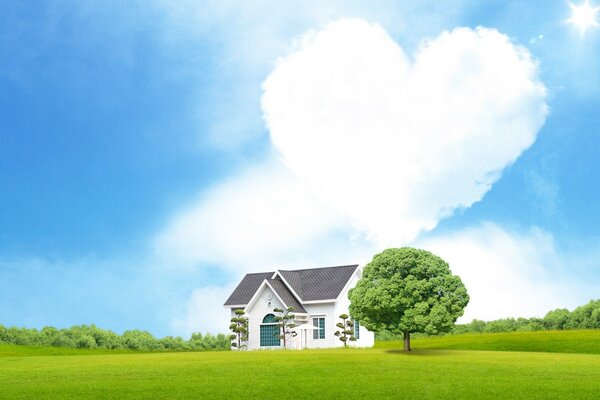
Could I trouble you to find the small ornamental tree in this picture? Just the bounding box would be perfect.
[273,307,297,349]
[349,247,469,352]
[229,309,249,350]
[334,314,356,347]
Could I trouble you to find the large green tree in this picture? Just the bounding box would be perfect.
[349,247,469,351]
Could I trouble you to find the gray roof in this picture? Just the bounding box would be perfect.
[267,278,307,313]
[224,264,358,307]
[223,272,273,306]
[279,265,358,301]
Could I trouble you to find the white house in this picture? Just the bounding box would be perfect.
[223,264,375,350]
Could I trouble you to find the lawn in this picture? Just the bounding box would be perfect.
[1,331,600,400]
[377,329,600,354]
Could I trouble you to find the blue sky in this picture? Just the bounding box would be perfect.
[1,0,599,337]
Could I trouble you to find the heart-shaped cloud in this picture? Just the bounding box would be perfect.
[262,19,548,245]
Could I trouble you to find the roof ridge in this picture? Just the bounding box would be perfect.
[277,264,359,273]
[244,271,275,276]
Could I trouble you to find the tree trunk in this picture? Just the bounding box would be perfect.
[403,331,411,351]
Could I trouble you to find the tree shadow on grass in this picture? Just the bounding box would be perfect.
[384,349,456,357]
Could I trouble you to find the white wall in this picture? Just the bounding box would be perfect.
[335,268,375,348]
[244,285,286,350]
[303,302,338,349]
[299,270,368,350]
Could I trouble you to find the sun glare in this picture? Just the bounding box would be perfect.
[569,1,600,34]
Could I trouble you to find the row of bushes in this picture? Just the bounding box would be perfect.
[0,324,229,351]
[453,299,600,334]
[377,299,600,340]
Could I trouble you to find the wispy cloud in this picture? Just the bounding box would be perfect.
[417,223,593,321]
[154,0,471,149]
[155,156,377,273]
[169,284,236,337]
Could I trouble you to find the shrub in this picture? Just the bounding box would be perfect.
[122,330,162,351]
[567,300,600,329]
[160,336,188,351]
[543,309,571,330]
[51,333,76,348]
[485,319,518,333]
[77,335,97,349]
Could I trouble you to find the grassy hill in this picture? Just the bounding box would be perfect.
[377,329,600,354]
[2,330,600,399]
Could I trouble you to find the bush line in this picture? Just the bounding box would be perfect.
[0,324,229,351]
[377,299,600,340]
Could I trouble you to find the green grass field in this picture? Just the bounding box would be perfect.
[379,329,600,354]
[2,331,600,399]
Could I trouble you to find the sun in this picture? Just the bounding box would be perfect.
[569,1,600,34]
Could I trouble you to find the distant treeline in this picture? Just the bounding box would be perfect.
[5,300,600,348]
[377,299,600,340]
[0,324,229,351]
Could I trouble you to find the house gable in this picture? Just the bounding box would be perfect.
[244,284,286,349]
[270,271,303,306]
[245,282,285,316]
[244,279,307,314]
[267,279,306,313]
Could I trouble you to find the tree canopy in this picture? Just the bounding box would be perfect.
[349,247,469,351]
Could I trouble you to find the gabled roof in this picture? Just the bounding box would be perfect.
[278,265,359,301]
[223,272,273,306]
[267,279,306,313]
[224,264,359,308]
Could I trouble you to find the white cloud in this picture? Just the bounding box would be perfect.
[170,285,236,336]
[417,223,591,321]
[155,157,377,273]
[262,19,548,246]
[158,19,551,333]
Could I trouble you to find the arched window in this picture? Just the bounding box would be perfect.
[262,314,277,323]
[260,313,280,347]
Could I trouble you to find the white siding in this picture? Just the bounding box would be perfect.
[334,268,375,348]
[244,285,286,350]
[303,303,338,348]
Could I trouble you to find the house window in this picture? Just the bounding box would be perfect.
[354,320,360,339]
[260,313,280,347]
[312,317,325,339]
